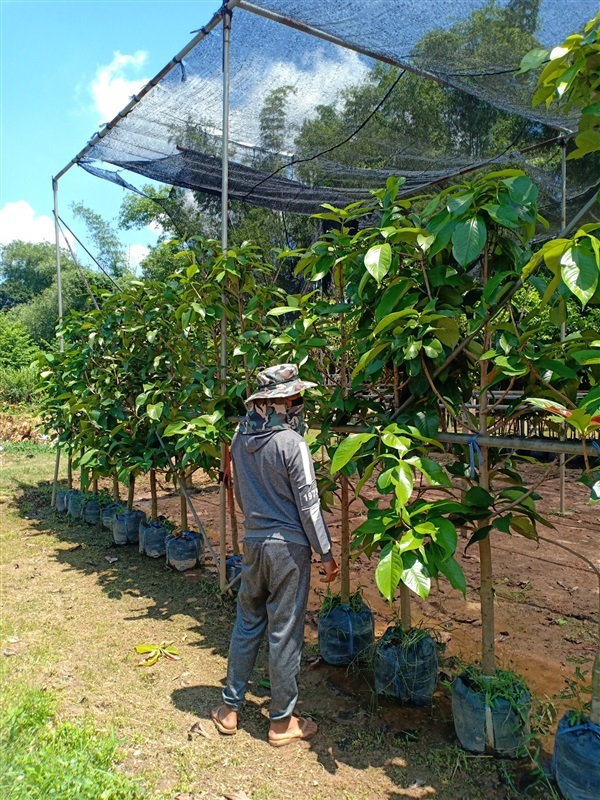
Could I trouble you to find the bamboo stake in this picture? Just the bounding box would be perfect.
[112,472,120,501]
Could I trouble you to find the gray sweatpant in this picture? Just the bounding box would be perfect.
[222,539,311,720]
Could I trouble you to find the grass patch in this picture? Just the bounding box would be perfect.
[1,687,151,800]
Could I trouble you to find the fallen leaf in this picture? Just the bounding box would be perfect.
[188,720,211,740]
[223,792,252,800]
[67,544,82,552]
[104,556,118,564]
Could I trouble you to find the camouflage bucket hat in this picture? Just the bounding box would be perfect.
[245,363,317,404]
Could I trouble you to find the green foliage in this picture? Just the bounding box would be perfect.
[520,12,600,158]
[0,364,40,406]
[0,240,74,310]
[71,202,128,277]
[318,588,366,616]
[1,687,147,800]
[0,316,38,369]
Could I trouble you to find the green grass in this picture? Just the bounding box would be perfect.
[1,687,151,800]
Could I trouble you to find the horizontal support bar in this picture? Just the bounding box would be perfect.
[331,426,592,456]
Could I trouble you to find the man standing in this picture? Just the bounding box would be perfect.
[211,364,338,746]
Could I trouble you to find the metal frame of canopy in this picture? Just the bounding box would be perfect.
[50,0,592,574]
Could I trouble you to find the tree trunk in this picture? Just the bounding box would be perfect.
[400,583,412,632]
[67,455,73,490]
[338,261,351,605]
[180,472,188,530]
[478,247,495,677]
[112,472,120,501]
[340,475,350,605]
[127,474,135,511]
[92,476,98,495]
[591,598,600,725]
[150,468,158,521]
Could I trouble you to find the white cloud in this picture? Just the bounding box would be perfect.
[128,243,150,268]
[90,50,149,122]
[0,201,71,248]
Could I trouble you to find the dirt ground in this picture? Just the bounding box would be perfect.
[1,448,598,800]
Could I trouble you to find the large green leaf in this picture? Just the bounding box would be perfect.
[401,555,431,599]
[394,461,414,505]
[451,217,487,267]
[373,308,417,336]
[376,545,403,603]
[374,279,413,321]
[364,243,392,285]
[560,245,599,307]
[430,517,458,556]
[409,456,452,487]
[438,556,467,596]
[330,433,375,474]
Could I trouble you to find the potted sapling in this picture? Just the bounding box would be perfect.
[319,441,374,666]
[342,424,466,705]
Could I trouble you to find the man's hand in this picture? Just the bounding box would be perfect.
[320,557,339,583]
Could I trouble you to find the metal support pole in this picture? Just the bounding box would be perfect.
[559,139,567,513]
[218,7,232,591]
[51,179,63,508]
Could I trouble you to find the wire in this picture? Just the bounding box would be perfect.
[57,215,122,290]
[55,217,100,311]
[241,69,407,202]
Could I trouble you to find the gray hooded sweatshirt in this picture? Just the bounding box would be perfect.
[231,427,333,561]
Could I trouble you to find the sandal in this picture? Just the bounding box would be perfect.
[210,705,238,735]
[268,716,318,747]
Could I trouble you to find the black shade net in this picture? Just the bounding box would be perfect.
[78,0,599,233]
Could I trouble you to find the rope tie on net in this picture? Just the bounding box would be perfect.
[555,720,600,739]
[340,604,355,660]
[467,434,483,478]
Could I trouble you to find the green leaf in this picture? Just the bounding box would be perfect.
[510,516,538,540]
[438,556,467,596]
[518,48,549,73]
[352,342,389,377]
[147,402,164,421]
[430,517,458,555]
[401,555,431,599]
[451,217,487,267]
[447,192,474,215]
[394,461,414,505]
[381,431,411,453]
[535,359,578,379]
[266,306,301,317]
[374,280,413,321]
[330,433,375,474]
[372,309,417,336]
[364,243,392,285]
[560,246,599,307]
[376,545,403,603]
[411,457,452,487]
[433,316,460,348]
[465,486,493,508]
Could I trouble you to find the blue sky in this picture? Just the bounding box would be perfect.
[1,0,221,265]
